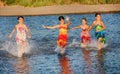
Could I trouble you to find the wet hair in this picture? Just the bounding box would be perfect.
[95,13,101,17]
[81,18,87,24]
[58,16,64,21]
[82,18,87,22]
[17,16,24,20]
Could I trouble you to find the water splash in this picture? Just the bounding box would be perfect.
[54,46,66,54]
[88,40,108,49]
[68,39,80,47]
[54,46,60,53]
[68,38,108,50]
[2,39,32,57]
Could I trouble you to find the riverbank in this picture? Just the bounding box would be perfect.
[0,4,120,16]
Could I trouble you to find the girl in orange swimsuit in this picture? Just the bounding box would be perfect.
[71,18,90,48]
[57,26,67,48]
[43,16,70,54]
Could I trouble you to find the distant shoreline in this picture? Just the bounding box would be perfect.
[0,4,120,16]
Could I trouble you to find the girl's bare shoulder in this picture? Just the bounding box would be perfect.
[100,20,104,24]
[15,24,18,27]
[86,24,89,27]
[93,20,97,24]
[22,24,27,28]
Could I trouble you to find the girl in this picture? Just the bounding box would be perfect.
[71,18,90,48]
[42,16,70,54]
[9,16,30,57]
[89,13,106,50]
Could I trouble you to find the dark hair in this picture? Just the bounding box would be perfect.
[17,16,24,20]
[58,16,64,21]
[95,13,101,17]
[82,18,87,21]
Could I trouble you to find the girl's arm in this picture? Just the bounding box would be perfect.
[66,16,70,26]
[42,25,59,29]
[25,25,31,38]
[88,21,95,31]
[71,25,81,30]
[8,26,16,38]
[101,21,106,30]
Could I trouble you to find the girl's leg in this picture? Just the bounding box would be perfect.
[81,36,90,48]
[81,36,85,48]
[57,40,66,54]
[18,41,26,57]
[81,38,88,48]
[81,42,87,48]
[59,45,66,54]
[60,48,65,54]
[18,43,23,57]
[97,38,102,50]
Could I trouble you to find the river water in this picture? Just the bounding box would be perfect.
[0,13,120,74]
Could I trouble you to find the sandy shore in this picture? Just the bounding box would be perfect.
[0,4,120,16]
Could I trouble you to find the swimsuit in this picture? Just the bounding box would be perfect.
[57,26,67,48]
[95,24,105,44]
[80,28,90,43]
[15,27,26,45]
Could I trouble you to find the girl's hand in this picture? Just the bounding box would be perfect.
[27,35,31,39]
[71,28,75,30]
[42,25,47,28]
[96,29,101,32]
[66,16,69,21]
[8,34,12,39]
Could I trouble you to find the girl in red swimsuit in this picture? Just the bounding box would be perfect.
[71,18,90,48]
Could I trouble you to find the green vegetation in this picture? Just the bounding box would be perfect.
[1,0,120,7]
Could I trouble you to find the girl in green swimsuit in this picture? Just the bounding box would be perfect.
[95,24,105,44]
[89,13,106,50]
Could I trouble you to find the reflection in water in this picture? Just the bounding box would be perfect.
[96,50,105,74]
[0,14,119,74]
[81,49,92,74]
[58,55,73,74]
[14,57,30,74]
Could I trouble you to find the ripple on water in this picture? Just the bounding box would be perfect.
[0,13,120,74]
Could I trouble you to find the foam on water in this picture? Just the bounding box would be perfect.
[68,39,80,47]
[88,40,108,48]
[54,46,66,54]
[1,39,32,57]
[54,46,60,53]
[69,38,108,50]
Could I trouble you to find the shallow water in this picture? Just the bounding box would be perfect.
[0,13,120,74]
